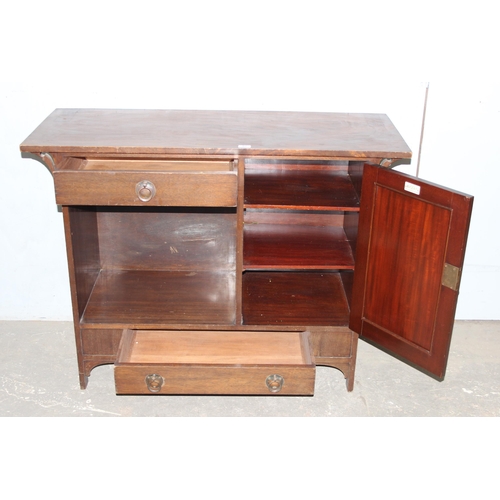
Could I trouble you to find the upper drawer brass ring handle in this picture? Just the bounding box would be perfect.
[136,180,156,202]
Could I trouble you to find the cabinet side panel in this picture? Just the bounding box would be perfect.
[345,161,362,259]
[81,329,123,356]
[348,161,364,200]
[343,212,359,262]
[63,207,101,318]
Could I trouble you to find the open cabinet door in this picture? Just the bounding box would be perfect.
[349,164,473,379]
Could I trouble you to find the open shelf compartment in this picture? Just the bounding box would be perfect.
[244,221,355,270]
[242,271,352,326]
[67,205,238,329]
[244,161,360,211]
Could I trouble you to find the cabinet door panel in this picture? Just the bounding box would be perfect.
[350,164,473,379]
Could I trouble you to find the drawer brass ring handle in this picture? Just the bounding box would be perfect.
[266,374,284,393]
[136,180,156,202]
[145,373,164,393]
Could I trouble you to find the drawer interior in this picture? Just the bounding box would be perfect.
[61,158,235,172]
[119,330,312,364]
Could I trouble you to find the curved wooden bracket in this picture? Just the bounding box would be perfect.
[379,158,412,169]
[21,152,57,174]
[39,152,56,173]
[20,151,59,175]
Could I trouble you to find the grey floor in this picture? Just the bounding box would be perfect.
[1,320,499,417]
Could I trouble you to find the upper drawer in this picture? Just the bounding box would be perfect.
[53,158,238,207]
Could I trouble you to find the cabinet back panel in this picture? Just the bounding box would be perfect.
[244,210,345,227]
[97,207,237,271]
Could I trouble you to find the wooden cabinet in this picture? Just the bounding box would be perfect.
[20,109,473,395]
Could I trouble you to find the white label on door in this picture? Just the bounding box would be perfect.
[238,145,252,149]
[404,181,421,195]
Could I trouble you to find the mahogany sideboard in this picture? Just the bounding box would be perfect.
[20,109,473,396]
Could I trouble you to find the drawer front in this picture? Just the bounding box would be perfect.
[115,365,315,395]
[114,330,315,395]
[54,170,238,206]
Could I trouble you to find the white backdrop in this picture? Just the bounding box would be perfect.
[1,0,499,319]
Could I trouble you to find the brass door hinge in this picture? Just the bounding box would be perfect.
[442,263,461,291]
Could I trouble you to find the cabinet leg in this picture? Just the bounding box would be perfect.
[313,330,359,392]
[315,358,357,392]
[79,372,89,390]
[345,369,355,392]
[345,332,359,392]
[80,358,116,389]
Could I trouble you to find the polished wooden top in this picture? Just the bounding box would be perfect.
[20,109,411,159]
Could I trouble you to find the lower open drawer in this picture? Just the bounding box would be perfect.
[114,329,315,395]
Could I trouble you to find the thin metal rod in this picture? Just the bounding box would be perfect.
[416,82,429,178]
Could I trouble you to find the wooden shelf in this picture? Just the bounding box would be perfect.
[243,223,355,270]
[242,271,351,326]
[244,168,360,210]
[81,270,236,328]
